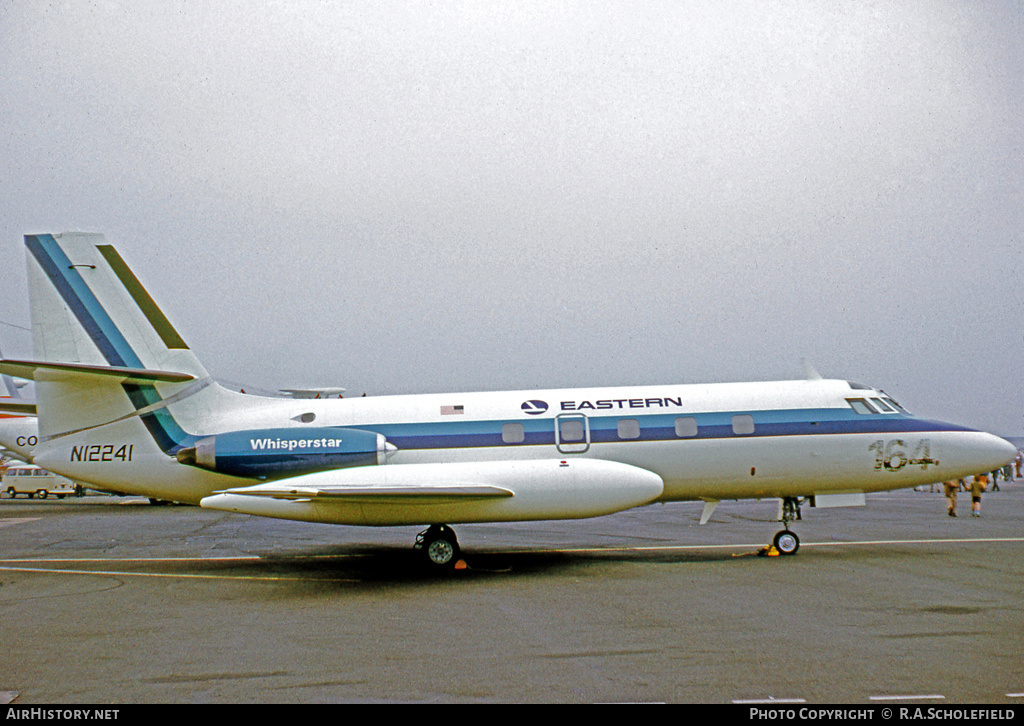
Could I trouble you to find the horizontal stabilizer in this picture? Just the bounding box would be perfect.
[0,359,194,384]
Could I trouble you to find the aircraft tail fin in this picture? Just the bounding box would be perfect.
[22,233,242,445]
[26,233,206,378]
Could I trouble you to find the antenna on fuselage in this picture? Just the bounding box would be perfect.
[801,358,823,381]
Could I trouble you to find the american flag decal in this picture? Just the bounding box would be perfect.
[440,405,464,415]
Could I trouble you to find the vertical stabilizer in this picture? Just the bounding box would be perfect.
[26,233,206,378]
[22,233,240,446]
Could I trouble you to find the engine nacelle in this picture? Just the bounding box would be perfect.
[176,427,394,479]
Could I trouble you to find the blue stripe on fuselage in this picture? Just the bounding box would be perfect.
[364,410,973,452]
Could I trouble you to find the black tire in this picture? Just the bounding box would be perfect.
[773,529,800,555]
[419,525,461,567]
[425,537,459,567]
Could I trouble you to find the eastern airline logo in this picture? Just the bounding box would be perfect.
[521,400,548,415]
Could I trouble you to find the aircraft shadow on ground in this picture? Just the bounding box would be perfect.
[1,543,819,595]
[196,543,760,587]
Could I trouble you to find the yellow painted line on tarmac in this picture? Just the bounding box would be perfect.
[0,556,359,583]
[0,553,370,564]
[0,564,357,583]
[0,556,262,563]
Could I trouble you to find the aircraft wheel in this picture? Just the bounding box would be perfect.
[773,529,800,556]
[417,525,461,568]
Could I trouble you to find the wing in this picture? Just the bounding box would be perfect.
[215,482,514,503]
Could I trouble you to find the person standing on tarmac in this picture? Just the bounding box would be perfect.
[969,473,987,517]
[942,480,959,517]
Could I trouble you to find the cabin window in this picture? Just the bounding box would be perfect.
[732,414,755,435]
[617,419,640,440]
[502,423,525,444]
[559,419,585,442]
[846,398,877,414]
[674,417,698,438]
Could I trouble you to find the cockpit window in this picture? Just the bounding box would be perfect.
[879,392,909,413]
[847,385,911,414]
[870,397,896,413]
[846,398,877,414]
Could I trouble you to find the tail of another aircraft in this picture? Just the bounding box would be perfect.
[10,233,245,448]
[1,344,24,402]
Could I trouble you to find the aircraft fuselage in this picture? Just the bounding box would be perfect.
[23,377,1014,525]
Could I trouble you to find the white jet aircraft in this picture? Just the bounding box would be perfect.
[0,343,38,463]
[0,233,1015,566]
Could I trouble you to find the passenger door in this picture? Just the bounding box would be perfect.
[555,413,590,454]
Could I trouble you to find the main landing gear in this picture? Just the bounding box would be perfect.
[771,496,803,556]
[415,524,462,568]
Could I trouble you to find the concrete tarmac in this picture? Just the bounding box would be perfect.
[1,482,1022,704]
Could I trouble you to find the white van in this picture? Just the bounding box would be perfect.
[3,464,78,499]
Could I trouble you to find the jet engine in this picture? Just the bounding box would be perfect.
[175,427,394,479]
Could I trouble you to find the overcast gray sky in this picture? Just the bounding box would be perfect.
[2,1,1022,435]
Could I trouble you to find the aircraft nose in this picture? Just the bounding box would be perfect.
[935,428,1018,482]
[970,432,1018,472]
